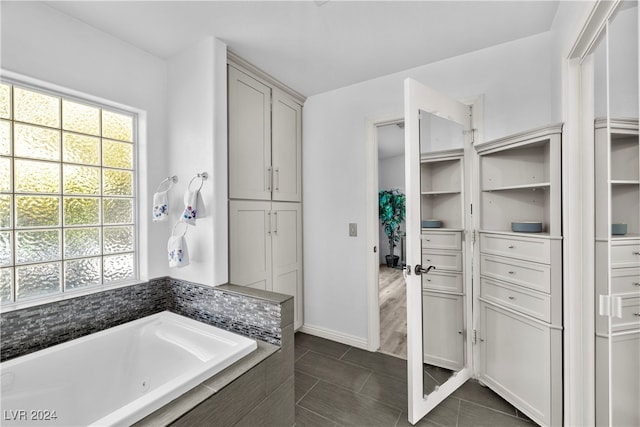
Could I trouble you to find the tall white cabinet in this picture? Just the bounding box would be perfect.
[594,118,640,427]
[228,53,304,329]
[420,149,465,371]
[475,124,563,427]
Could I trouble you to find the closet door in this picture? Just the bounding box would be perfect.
[229,200,272,290]
[228,66,272,201]
[272,202,303,328]
[272,90,302,202]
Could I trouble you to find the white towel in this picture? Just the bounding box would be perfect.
[181,189,199,225]
[167,235,189,268]
[152,190,169,222]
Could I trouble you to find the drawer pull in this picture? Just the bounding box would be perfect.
[426,279,431,282]
[508,245,515,249]
[426,239,431,242]
[634,251,640,256]
[508,296,516,300]
[634,282,640,287]
[458,330,463,335]
[426,259,431,262]
[508,271,515,275]
[634,313,640,317]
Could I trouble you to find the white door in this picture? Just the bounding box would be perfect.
[404,78,472,424]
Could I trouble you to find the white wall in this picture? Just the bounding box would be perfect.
[0,1,169,281]
[166,37,228,286]
[303,32,553,342]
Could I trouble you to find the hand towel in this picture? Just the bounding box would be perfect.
[152,190,169,222]
[167,234,189,268]
[181,189,199,225]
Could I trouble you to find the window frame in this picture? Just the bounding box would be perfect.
[0,77,141,309]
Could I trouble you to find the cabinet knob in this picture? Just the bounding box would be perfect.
[458,330,463,335]
[508,245,515,249]
[508,296,516,300]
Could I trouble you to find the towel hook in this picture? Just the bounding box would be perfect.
[156,175,178,193]
[188,172,208,192]
[172,220,189,237]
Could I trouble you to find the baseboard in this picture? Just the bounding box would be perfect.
[298,323,369,350]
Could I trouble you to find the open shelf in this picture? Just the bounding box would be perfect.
[483,182,550,192]
[420,158,462,194]
[421,190,462,195]
[421,192,462,230]
[480,142,550,191]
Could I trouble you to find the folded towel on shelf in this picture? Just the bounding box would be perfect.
[152,190,169,222]
[167,234,189,268]
[181,189,199,225]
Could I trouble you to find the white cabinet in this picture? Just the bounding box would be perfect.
[228,65,302,202]
[476,124,563,427]
[420,149,466,371]
[228,55,305,329]
[229,200,303,329]
[594,118,640,426]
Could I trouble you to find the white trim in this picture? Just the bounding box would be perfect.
[299,323,369,350]
[365,112,404,352]
[562,1,622,425]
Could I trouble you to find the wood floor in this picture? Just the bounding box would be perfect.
[378,265,407,359]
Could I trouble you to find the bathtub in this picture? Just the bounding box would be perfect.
[0,311,257,427]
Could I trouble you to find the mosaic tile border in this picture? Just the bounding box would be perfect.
[1,278,284,362]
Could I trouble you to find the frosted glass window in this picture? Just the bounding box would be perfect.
[0,268,12,302]
[16,262,61,300]
[14,87,60,128]
[63,164,100,195]
[63,133,100,165]
[63,197,100,226]
[103,169,133,196]
[14,123,60,161]
[16,196,60,227]
[0,84,11,119]
[14,159,60,194]
[62,100,100,136]
[65,258,101,289]
[64,227,100,259]
[102,110,133,142]
[0,195,11,229]
[103,140,133,169]
[16,230,60,264]
[1,120,10,155]
[3,82,137,304]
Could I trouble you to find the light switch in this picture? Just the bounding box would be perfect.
[349,223,357,237]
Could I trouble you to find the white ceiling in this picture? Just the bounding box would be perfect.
[43,1,560,97]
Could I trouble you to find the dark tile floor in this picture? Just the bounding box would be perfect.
[294,332,535,427]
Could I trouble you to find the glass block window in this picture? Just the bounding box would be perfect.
[0,82,137,304]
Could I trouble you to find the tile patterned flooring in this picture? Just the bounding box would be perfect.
[294,332,535,427]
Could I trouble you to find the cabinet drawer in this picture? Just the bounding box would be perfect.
[480,233,551,264]
[480,254,551,293]
[611,268,640,295]
[611,240,640,269]
[423,270,463,293]
[421,231,462,251]
[422,250,462,272]
[612,296,640,332]
[480,277,551,322]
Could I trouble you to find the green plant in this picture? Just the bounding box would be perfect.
[379,189,406,260]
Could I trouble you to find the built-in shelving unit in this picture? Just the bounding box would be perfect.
[420,149,465,371]
[475,124,563,427]
[594,118,640,427]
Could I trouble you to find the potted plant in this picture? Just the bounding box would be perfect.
[379,189,406,268]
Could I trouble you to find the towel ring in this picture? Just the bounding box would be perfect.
[172,220,189,237]
[188,172,208,192]
[156,175,178,193]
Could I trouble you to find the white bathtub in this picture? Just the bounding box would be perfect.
[0,311,257,427]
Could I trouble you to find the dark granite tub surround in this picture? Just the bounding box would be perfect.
[0,278,168,361]
[1,278,290,361]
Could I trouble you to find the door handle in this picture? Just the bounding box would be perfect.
[274,167,280,191]
[273,211,278,234]
[414,265,435,275]
[267,166,273,192]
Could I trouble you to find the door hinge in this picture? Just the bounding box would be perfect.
[471,230,477,245]
[472,329,477,345]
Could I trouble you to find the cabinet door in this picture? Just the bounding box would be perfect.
[422,291,464,371]
[229,200,272,290]
[228,66,272,200]
[272,90,302,202]
[272,202,303,329]
[479,302,560,427]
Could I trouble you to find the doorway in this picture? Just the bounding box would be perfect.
[377,121,407,359]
